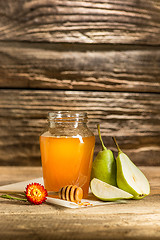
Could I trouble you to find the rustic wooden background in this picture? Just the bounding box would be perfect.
[0,0,160,166]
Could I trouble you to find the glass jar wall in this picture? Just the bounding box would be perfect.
[40,111,95,198]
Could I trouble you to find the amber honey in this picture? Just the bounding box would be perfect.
[40,134,95,198]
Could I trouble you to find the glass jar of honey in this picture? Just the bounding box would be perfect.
[40,111,95,198]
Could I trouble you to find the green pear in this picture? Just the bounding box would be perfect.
[112,137,150,199]
[91,125,117,186]
[90,178,133,201]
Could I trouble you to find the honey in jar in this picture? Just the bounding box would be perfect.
[40,111,95,198]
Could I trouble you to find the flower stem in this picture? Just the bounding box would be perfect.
[0,194,28,202]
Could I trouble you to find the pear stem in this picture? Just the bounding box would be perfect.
[112,137,122,153]
[97,124,106,150]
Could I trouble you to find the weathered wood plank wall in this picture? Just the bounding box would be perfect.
[0,0,160,166]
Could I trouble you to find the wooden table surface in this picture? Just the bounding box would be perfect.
[0,166,160,240]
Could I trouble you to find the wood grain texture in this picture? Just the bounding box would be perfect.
[0,89,159,166]
[0,0,160,167]
[0,0,160,45]
[0,166,160,240]
[0,166,43,186]
[0,42,160,92]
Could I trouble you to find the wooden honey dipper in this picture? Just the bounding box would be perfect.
[48,185,83,202]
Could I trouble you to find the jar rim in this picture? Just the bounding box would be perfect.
[48,111,88,121]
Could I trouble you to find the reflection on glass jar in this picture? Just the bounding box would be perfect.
[40,111,95,198]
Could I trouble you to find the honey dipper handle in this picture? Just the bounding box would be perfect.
[47,191,59,196]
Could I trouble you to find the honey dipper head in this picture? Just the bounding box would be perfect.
[59,185,83,202]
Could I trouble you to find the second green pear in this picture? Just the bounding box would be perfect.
[112,137,150,199]
[91,125,117,186]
